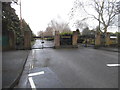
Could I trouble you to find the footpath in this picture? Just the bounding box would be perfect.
[98,47,119,52]
[80,44,119,52]
[2,50,30,89]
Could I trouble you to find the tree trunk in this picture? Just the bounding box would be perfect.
[104,26,108,46]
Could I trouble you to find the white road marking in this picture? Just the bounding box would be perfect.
[28,77,36,90]
[28,71,44,77]
[107,64,120,67]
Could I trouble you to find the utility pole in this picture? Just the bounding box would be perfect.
[12,0,24,49]
[20,0,23,36]
[18,0,24,49]
[14,0,22,34]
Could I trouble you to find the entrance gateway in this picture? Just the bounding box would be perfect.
[31,31,79,49]
[54,31,78,48]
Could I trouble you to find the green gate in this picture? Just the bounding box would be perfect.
[60,35,72,45]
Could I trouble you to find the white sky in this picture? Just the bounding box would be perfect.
[11,0,118,35]
[12,0,75,35]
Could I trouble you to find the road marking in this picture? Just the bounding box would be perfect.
[28,77,36,90]
[107,64,120,67]
[28,71,44,77]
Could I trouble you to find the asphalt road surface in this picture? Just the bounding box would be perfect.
[17,39,119,88]
[32,39,54,49]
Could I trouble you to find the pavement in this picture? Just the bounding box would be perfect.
[98,47,119,52]
[80,44,119,52]
[2,50,30,89]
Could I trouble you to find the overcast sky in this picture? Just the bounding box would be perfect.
[11,0,118,35]
[12,0,76,35]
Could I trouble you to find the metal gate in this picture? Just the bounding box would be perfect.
[60,35,72,45]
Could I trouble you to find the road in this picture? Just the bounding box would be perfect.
[32,39,54,49]
[17,39,119,88]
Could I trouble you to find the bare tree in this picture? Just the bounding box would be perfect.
[43,26,54,36]
[82,27,90,35]
[70,0,119,34]
[37,31,43,37]
[92,0,119,33]
[48,19,71,33]
[74,20,88,30]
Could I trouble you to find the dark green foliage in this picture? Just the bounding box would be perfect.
[2,2,21,45]
[60,32,73,36]
[46,38,54,41]
[2,2,33,47]
[22,19,31,31]
[76,29,81,35]
[2,2,20,33]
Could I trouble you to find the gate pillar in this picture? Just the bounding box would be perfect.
[54,31,60,48]
[72,31,78,47]
[95,32,101,48]
[105,32,110,46]
[24,31,31,49]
